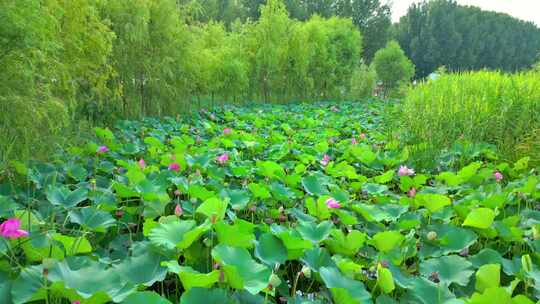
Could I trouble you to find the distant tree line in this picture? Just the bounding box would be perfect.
[395,0,540,78]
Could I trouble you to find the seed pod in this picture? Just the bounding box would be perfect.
[429,271,440,283]
[522,254,533,273]
[269,273,281,287]
[301,265,312,279]
[532,225,539,240]
[427,231,437,241]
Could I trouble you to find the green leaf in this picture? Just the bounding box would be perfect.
[420,224,478,258]
[223,189,251,210]
[350,145,377,164]
[374,170,395,184]
[301,247,336,272]
[248,183,272,199]
[116,242,167,286]
[68,207,115,232]
[122,291,172,304]
[277,231,313,260]
[324,229,366,256]
[256,160,285,181]
[302,175,328,196]
[215,220,255,248]
[48,257,136,302]
[319,267,372,304]
[296,221,333,243]
[47,186,88,208]
[475,264,500,292]
[419,255,474,286]
[211,244,271,294]
[180,288,232,304]
[463,208,496,229]
[196,197,228,221]
[415,194,451,213]
[11,266,46,304]
[402,277,455,304]
[305,197,331,220]
[371,231,404,253]
[469,287,512,304]
[254,233,287,266]
[148,220,196,251]
[163,261,219,291]
[188,185,216,201]
[53,234,92,255]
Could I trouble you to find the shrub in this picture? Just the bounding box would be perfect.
[373,41,414,97]
[401,70,540,168]
[349,63,376,100]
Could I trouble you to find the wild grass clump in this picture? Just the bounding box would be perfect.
[401,70,540,168]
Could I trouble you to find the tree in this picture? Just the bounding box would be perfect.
[349,62,376,99]
[334,0,391,62]
[395,0,540,78]
[373,41,415,97]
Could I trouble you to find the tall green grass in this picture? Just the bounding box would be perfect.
[401,70,540,168]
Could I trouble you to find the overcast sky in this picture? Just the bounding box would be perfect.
[387,0,540,25]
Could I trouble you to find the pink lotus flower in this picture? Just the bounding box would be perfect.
[72,301,81,304]
[494,171,503,182]
[398,165,415,176]
[320,154,330,166]
[360,133,366,140]
[351,137,358,145]
[325,198,340,209]
[408,187,417,198]
[97,146,109,154]
[174,204,183,216]
[223,128,232,135]
[168,163,180,171]
[216,153,229,164]
[138,158,146,169]
[0,218,28,239]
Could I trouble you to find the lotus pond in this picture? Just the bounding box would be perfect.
[0,101,539,304]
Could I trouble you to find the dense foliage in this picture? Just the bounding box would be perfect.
[1,101,539,303]
[401,70,540,168]
[0,0,363,175]
[395,0,540,78]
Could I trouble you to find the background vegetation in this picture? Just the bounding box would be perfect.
[401,71,540,168]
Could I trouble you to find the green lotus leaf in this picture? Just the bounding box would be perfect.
[211,244,271,295]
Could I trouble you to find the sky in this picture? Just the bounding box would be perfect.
[387,0,540,25]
